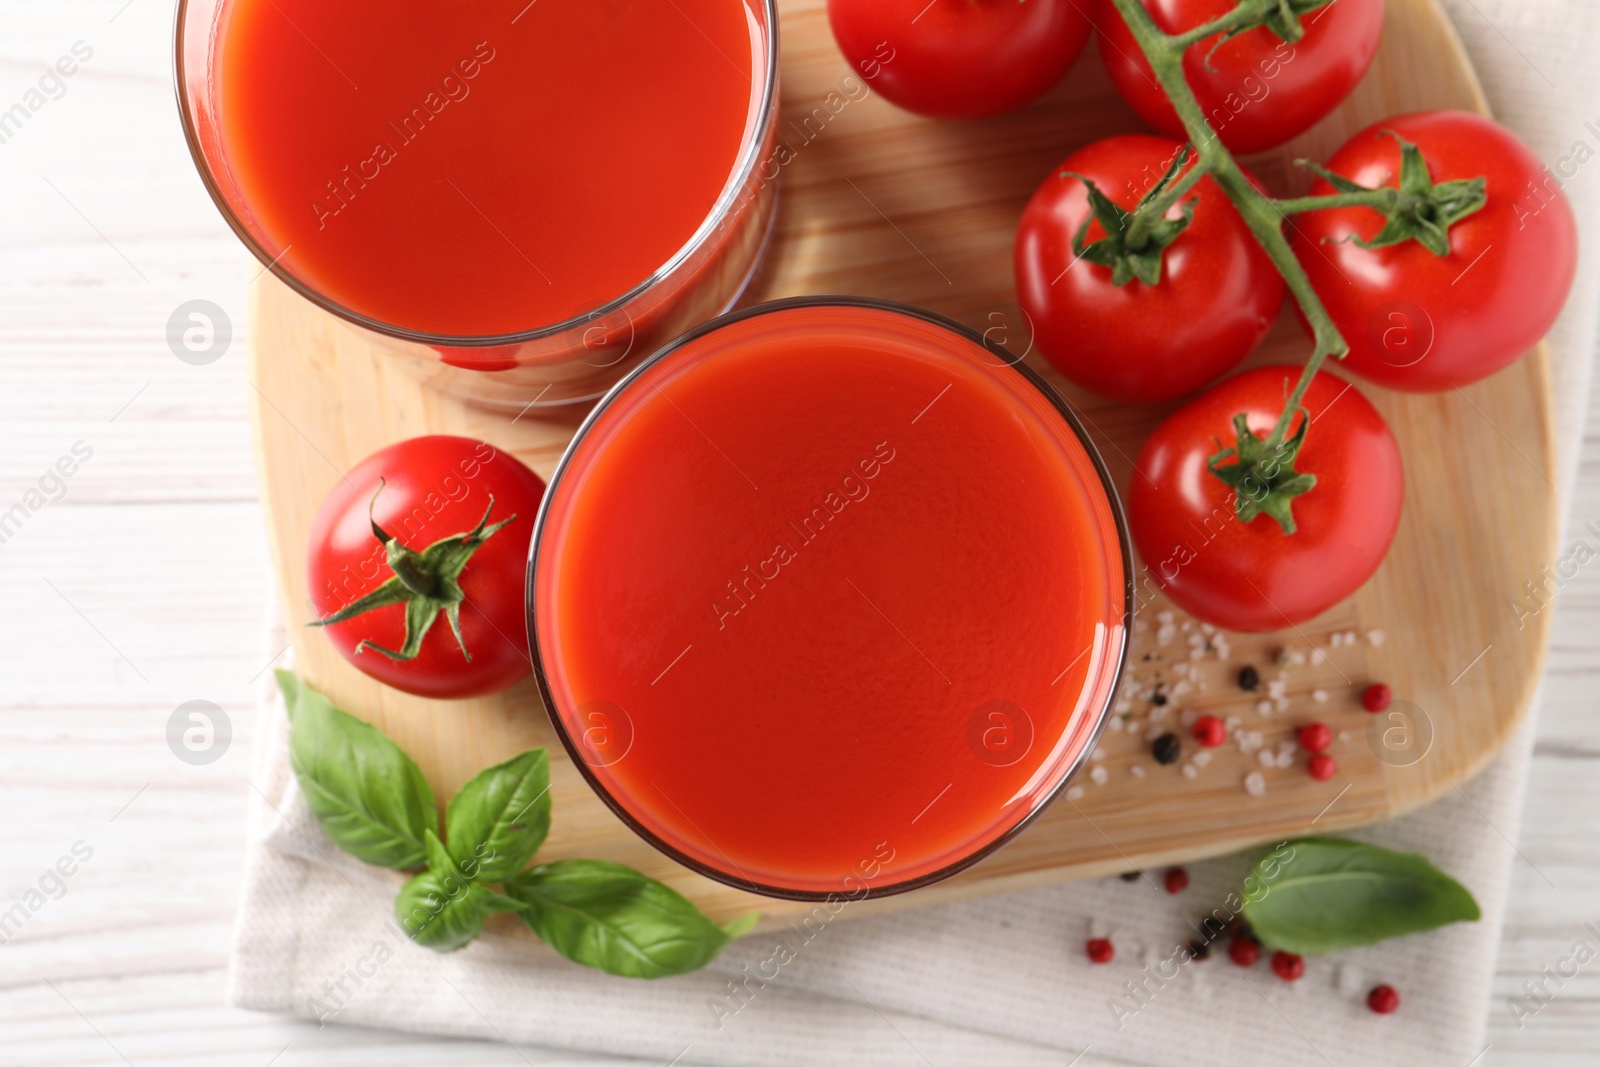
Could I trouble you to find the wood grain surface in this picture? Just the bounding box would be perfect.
[250,0,1558,926]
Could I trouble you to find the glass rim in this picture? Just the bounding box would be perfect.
[171,0,782,349]
[523,295,1137,902]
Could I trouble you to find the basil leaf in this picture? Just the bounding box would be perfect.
[1242,838,1480,955]
[278,670,436,868]
[395,829,523,952]
[444,748,551,883]
[506,859,741,978]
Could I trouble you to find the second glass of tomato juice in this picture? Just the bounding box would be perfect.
[529,299,1132,899]
[175,0,779,407]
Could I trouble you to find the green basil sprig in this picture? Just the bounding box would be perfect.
[281,670,436,868]
[507,859,758,978]
[277,672,755,975]
[1242,838,1480,955]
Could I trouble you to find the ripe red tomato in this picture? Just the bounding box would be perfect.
[1291,110,1577,391]
[827,0,1091,120]
[1096,0,1385,154]
[1015,134,1284,403]
[1128,366,1403,632]
[307,436,545,699]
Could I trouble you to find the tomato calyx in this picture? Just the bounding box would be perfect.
[1206,412,1317,534]
[1296,132,1487,256]
[1068,146,1199,286]
[308,480,518,663]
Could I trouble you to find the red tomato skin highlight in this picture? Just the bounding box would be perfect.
[1095,0,1385,154]
[1127,366,1404,633]
[306,436,546,699]
[1292,110,1578,392]
[828,0,1091,120]
[1015,134,1284,404]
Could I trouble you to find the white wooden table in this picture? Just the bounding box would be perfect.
[0,2,1594,1064]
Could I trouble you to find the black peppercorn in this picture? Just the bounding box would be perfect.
[1200,916,1228,941]
[1119,870,1142,882]
[1187,940,1211,961]
[1237,665,1261,692]
[1152,732,1181,765]
[1151,690,1168,706]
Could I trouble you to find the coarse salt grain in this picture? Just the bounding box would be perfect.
[1367,629,1387,647]
[1312,689,1329,704]
[1339,730,1352,743]
[1182,763,1199,779]
[1192,750,1212,768]
[1151,705,1171,722]
[1268,678,1288,699]
[1091,765,1109,785]
[1225,715,1242,730]
[1244,771,1266,796]
[1131,765,1146,779]
[1189,648,1205,661]
[1311,648,1326,665]
[1338,963,1366,997]
[1090,745,1106,761]
[1258,750,1276,768]
[1157,611,1174,624]
[1277,751,1296,769]
[1180,708,1197,727]
[1274,697,1291,712]
[1256,700,1274,717]
[1158,625,1177,646]
[1066,786,1085,800]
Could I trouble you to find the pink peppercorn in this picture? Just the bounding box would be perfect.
[1164,867,1189,894]
[1193,714,1227,748]
[1271,951,1305,981]
[1086,938,1114,964]
[1308,753,1337,781]
[1297,722,1333,753]
[1229,935,1261,967]
[1368,984,1400,1014]
[1362,683,1392,712]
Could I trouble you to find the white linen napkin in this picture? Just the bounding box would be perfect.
[228,3,1600,1062]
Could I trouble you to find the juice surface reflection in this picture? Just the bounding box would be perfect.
[534,304,1128,896]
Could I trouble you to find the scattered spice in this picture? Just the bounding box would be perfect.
[1362,683,1393,712]
[1237,664,1261,691]
[1192,714,1226,748]
[1297,722,1333,753]
[1229,934,1261,967]
[1152,732,1182,765]
[1367,984,1400,1014]
[1119,870,1142,882]
[1163,867,1189,894]
[1186,940,1210,961]
[1308,753,1338,781]
[1086,938,1115,964]
[1271,951,1305,981]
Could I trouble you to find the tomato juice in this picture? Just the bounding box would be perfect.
[531,300,1130,897]
[178,0,777,403]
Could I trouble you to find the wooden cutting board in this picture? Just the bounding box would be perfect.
[250,0,1556,928]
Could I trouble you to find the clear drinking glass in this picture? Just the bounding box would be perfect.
[174,0,781,409]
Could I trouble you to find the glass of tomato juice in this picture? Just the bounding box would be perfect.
[175,0,780,408]
[529,298,1133,899]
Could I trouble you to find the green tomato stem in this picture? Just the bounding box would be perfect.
[1105,0,1348,452]
[1123,153,1210,249]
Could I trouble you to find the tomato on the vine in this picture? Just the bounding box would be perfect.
[1291,110,1577,391]
[1015,133,1284,404]
[827,0,1091,120]
[1128,366,1403,632]
[307,436,545,699]
[1096,0,1385,154]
